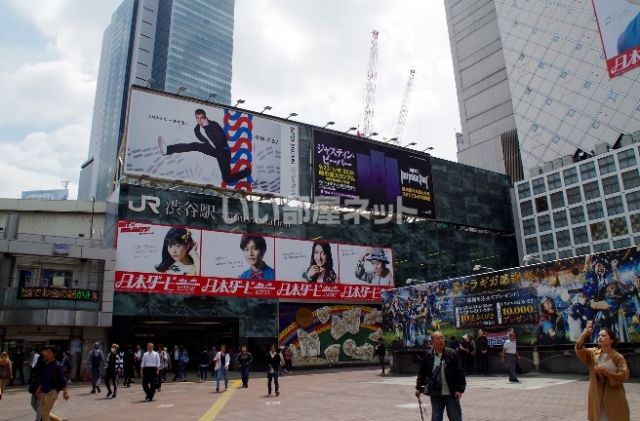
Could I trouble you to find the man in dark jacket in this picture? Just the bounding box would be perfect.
[415,331,466,421]
[38,345,70,421]
[265,344,284,397]
[159,109,251,184]
[236,346,253,388]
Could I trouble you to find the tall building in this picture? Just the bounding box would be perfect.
[445,0,640,182]
[78,0,235,201]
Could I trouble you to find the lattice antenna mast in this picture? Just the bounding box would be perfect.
[390,69,416,144]
[359,30,379,138]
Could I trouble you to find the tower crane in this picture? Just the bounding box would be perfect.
[389,69,416,145]
[358,30,379,138]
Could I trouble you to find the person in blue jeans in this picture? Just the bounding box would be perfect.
[213,345,230,392]
[236,346,253,388]
[415,331,466,421]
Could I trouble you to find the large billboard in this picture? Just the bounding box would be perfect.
[313,131,436,218]
[115,220,393,301]
[593,0,640,78]
[278,303,383,366]
[382,245,640,348]
[123,88,299,196]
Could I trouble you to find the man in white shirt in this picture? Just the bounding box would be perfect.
[501,331,521,383]
[141,343,161,401]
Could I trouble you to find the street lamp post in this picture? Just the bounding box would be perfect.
[207,93,217,102]
[322,121,335,129]
[285,112,298,120]
[403,141,417,148]
[234,99,246,107]
[369,132,379,138]
[345,127,358,134]
[176,86,187,95]
[261,105,272,113]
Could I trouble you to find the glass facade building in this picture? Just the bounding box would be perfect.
[78,0,235,201]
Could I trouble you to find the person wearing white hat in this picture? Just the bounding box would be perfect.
[355,248,392,286]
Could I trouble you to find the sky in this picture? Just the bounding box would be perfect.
[0,0,460,199]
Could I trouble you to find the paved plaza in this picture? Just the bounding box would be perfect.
[1,368,639,421]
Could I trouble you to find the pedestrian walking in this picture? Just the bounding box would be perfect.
[122,346,135,387]
[283,345,294,373]
[37,345,70,421]
[9,349,25,386]
[141,343,161,402]
[88,342,103,394]
[61,351,71,384]
[213,345,230,392]
[415,331,466,421]
[266,344,284,397]
[159,346,170,383]
[0,352,12,400]
[104,344,122,399]
[209,345,218,379]
[375,340,386,375]
[28,350,45,421]
[575,322,630,421]
[198,348,210,382]
[172,345,181,381]
[178,347,189,381]
[475,329,489,375]
[236,346,253,388]
[134,345,143,378]
[459,334,474,374]
[501,330,521,383]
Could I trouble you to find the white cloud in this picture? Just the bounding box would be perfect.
[0,0,462,199]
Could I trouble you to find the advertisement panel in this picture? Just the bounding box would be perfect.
[115,220,393,301]
[123,88,299,196]
[278,303,383,366]
[382,246,640,348]
[592,0,640,78]
[313,131,436,218]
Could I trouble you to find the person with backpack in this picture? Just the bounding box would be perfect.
[88,342,103,394]
[37,345,70,421]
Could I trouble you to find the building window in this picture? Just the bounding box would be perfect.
[605,196,625,216]
[587,201,605,220]
[602,175,621,195]
[41,270,72,288]
[18,268,36,287]
[546,172,562,190]
[613,238,631,249]
[598,155,616,175]
[566,186,582,205]
[626,191,640,211]
[522,218,537,236]
[622,169,640,189]
[570,206,586,224]
[580,162,597,181]
[540,234,555,251]
[553,210,568,228]
[520,200,534,217]
[563,167,579,185]
[589,222,608,241]
[558,249,574,259]
[538,214,552,232]
[556,230,571,248]
[609,216,629,237]
[535,196,549,213]
[532,177,546,194]
[576,245,592,256]
[617,149,637,169]
[583,181,601,201]
[631,213,640,233]
[542,252,557,262]
[517,182,531,199]
[525,237,539,254]
[549,191,565,209]
[573,225,589,244]
[593,242,611,252]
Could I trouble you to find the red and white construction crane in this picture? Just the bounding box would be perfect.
[389,69,416,145]
[358,30,379,138]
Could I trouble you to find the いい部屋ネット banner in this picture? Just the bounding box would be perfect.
[313,130,436,218]
[123,88,299,196]
[115,220,393,301]
[592,0,640,78]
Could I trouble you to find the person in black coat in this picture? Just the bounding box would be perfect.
[415,331,466,421]
[159,109,251,184]
[265,344,284,397]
